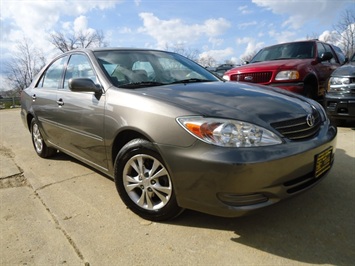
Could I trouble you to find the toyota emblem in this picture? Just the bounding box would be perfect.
[306,114,315,127]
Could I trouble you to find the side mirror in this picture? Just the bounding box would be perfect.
[69,78,102,94]
[319,52,333,62]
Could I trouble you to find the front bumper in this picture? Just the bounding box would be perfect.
[158,122,337,217]
[269,82,305,95]
[324,93,355,120]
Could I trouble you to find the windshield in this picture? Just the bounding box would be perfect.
[94,50,219,88]
[250,42,315,63]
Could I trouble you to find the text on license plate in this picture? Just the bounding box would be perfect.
[314,147,333,178]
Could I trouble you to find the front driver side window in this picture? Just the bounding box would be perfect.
[63,54,99,89]
[323,44,337,64]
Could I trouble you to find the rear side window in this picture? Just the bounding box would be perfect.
[37,56,67,89]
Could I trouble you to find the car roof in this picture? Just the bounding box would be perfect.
[66,47,168,53]
[262,40,318,49]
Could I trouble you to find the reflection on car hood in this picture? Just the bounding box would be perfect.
[134,81,315,125]
[332,64,355,77]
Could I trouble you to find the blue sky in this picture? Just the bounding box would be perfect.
[0,0,354,89]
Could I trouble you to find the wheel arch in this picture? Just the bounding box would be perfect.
[111,129,150,166]
[303,73,318,98]
[26,113,35,132]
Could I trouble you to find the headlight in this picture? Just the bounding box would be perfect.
[328,77,351,93]
[275,70,299,81]
[222,75,230,81]
[329,77,350,85]
[177,117,282,147]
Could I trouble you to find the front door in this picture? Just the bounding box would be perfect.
[55,53,107,170]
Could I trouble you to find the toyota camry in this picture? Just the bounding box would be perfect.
[20,48,337,221]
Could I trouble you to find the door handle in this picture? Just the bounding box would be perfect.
[56,98,64,106]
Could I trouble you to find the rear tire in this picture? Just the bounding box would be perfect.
[114,139,183,221]
[31,118,56,158]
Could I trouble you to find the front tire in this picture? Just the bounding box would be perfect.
[31,118,56,158]
[114,139,183,221]
[303,83,316,99]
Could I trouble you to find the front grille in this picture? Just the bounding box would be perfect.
[284,156,333,194]
[271,109,321,140]
[284,171,321,194]
[327,101,337,111]
[230,72,272,83]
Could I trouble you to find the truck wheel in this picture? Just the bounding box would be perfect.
[303,84,316,99]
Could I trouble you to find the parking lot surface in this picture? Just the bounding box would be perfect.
[1,109,354,265]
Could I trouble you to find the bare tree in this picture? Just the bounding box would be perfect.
[241,51,257,64]
[165,43,200,61]
[198,54,216,67]
[49,30,107,53]
[224,59,236,65]
[306,33,320,40]
[333,9,355,58]
[5,38,46,93]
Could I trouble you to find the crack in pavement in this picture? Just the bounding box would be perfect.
[1,145,91,265]
[32,187,90,265]
[34,172,94,192]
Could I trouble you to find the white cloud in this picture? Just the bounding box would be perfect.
[252,0,348,29]
[199,48,235,63]
[268,30,297,44]
[319,23,355,52]
[0,0,121,55]
[138,13,231,48]
[119,27,133,34]
[238,5,253,15]
[238,21,258,29]
[319,30,340,44]
[236,37,265,59]
[208,37,224,48]
[73,16,89,33]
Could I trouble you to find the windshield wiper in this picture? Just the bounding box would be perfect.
[120,81,165,89]
[170,78,212,84]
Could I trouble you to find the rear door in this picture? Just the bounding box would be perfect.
[31,56,68,145]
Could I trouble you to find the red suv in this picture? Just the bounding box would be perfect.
[223,40,346,100]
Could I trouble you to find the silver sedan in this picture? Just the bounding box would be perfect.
[21,48,337,221]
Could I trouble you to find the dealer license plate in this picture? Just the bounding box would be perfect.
[314,147,333,178]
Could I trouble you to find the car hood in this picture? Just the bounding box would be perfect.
[332,63,355,77]
[226,59,312,73]
[132,81,316,125]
